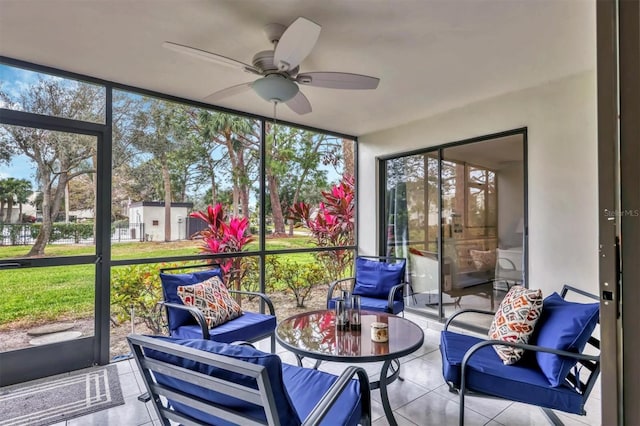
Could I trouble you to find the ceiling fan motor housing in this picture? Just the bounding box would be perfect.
[252,50,298,76]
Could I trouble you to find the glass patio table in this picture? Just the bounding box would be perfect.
[276,309,424,426]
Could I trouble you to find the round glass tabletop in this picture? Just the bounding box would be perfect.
[276,309,424,363]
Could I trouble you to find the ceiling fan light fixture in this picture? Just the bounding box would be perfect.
[252,74,299,103]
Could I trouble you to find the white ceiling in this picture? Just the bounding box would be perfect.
[0,0,595,137]
[443,134,524,169]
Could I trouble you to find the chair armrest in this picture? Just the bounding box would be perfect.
[230,341,256,348]
[462,339,600,365]
[444,309,495,331]
[228,290,276,316]
[160,301,210,340]
[302,365,371,426]
[496,258,517,271]
[387,282,407,307]
[326,277,355,307]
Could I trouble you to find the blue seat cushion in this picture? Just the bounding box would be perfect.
[531,292,599,386]
[145,336,362,426]
[352,257,406,299]
[144,336,300,426]
[328,296,404,314]
[160,268,224,328]
[283,363,362,426]
[171,311,276,343]
[440,330,585,414]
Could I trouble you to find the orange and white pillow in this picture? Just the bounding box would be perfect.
[177,276,243,328]
[488,285,543,364]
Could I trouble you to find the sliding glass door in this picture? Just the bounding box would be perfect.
[381,130,526,324]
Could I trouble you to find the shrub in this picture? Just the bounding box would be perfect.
[110,263,164,334]
[268,257,327,307]
[29,222,94,243]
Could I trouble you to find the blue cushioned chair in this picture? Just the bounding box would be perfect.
[128,334,371,426]
[160,264,277,353]
[440,285,600,425]
[327,256,407,315]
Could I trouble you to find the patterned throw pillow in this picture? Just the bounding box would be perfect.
[469,249,496,271]
[488,285,543,364]
[177,276,243,328]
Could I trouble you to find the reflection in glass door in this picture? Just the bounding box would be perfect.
[0,124,104,385]
[382,131,526,325]
[385,152,442,314]
[440,147,499,328]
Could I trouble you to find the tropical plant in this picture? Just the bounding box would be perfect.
[288,174,355,280]
[189,203,255,297]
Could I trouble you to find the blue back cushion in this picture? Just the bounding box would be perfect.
[160,268,224,330]
[532,292,599,387]
[145,336,301,426]
[352,257,406,298]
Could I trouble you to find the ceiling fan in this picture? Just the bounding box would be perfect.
[163,17,380,115]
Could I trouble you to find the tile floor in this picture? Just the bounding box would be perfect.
[49,312,601,426]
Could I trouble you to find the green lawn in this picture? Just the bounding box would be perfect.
[0,235,316,261]
[0,264,95,326]
[0,236,324,329]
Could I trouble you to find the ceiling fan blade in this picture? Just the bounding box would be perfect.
[273,17,321,71]
[204,82,253,102]
[297,72,380,90]
[285,91,312,115]
[163,41,260,74]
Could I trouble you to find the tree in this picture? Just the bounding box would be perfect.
[0,78,102,255]
[10,178,32,223]
[0,179,7,222]
[266,125,341,236]
[129,98,186,242]
[177,109,259,219]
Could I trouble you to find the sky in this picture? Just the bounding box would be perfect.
[1,64,68,187]
[0,65,38,186]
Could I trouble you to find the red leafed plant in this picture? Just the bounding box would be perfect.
[190,204,254,295]
[289,175,355,280]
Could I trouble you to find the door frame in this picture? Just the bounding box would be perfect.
[0,108,111,385]
[597,0,639,423]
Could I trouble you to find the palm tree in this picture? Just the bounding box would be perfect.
[14,179,33,223]
[1,177,29,223]
[0,179,7,222]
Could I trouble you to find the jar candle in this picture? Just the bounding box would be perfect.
[370,322,388,342]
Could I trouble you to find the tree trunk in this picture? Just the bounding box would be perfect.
[162,162,172,242]
[267,173,286,236]
[205,156,217,206]
[28,170,68,256]
[64,182,70,223]
[241,184,250,221]
[342,138,355,177]
[27,178,52,256]
[5,199,13,223]
[232,185,240,217]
